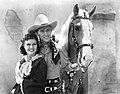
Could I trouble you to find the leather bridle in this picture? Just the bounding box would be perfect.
[71,15,94,71]
[64,14,94,92]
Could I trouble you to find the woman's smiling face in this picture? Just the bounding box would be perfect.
[24,39,37,57]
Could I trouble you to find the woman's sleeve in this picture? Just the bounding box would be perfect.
[15,59,23,84]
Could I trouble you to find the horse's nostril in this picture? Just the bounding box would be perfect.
[83,55,93,62]
[83,56,86,60]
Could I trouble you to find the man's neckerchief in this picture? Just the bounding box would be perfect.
[40,40,60,65]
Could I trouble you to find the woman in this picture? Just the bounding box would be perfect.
[27,14,78,94]
[13,33,47,94]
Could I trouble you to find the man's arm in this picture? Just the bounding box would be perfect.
[59,46,80,71]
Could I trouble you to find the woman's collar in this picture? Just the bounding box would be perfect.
[23,54,42,62]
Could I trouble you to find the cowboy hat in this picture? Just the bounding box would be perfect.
[28,14,57,34]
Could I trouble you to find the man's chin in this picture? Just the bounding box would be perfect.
[43,39,50,42]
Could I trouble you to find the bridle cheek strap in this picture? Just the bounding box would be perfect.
[70,18,94,73]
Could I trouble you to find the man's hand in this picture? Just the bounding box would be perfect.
[71,63,85,72]
[71,63,79,70]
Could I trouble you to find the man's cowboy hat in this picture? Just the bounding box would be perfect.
[28,14,57,34]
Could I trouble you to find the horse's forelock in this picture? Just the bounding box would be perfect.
[78,9,89,18]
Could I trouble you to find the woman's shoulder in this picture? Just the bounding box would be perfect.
[35,54,45,62]
[32,54,46,66]
[18,57,26,65]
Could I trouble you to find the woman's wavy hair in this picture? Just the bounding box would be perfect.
[20,33,40,55]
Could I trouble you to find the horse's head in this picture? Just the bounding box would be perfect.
[68,4,96,67]
[58,4,96,67]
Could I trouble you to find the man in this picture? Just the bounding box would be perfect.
[27,14,78,94]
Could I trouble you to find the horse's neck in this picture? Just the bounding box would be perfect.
[67,43,78,63]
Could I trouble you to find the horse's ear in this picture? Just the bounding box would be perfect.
[88,6,96,17]
[73,4,79,15]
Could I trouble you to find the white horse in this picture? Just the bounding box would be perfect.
[58,4,96,94]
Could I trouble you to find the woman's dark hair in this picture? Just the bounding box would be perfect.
[20,33,40,55]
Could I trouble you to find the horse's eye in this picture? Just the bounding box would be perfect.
[75,25,80,31]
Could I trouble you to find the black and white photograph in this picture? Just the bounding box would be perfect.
[0,0,119,94]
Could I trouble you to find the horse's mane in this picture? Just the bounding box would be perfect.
[58,13,73,49]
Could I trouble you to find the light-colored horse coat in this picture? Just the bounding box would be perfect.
[58,4,96,94]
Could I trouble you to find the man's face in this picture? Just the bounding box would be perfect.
[38,26,52,42]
